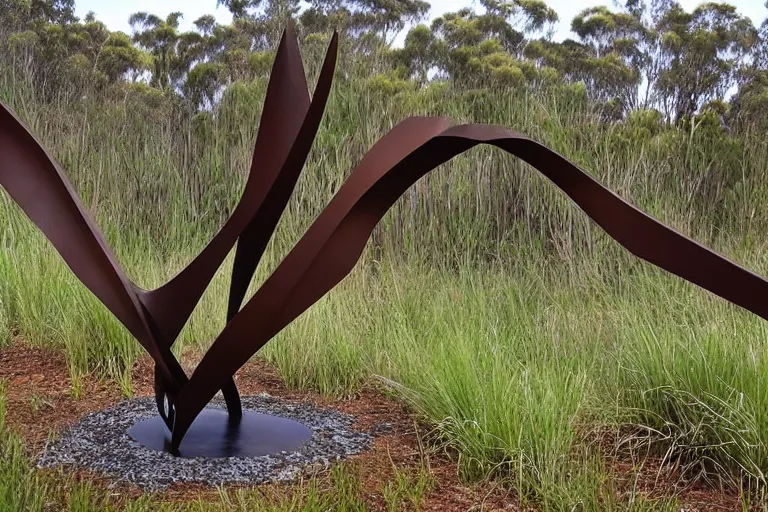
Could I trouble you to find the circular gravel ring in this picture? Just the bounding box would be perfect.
[37,394,374,491]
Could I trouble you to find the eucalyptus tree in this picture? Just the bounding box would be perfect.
[300,0,429,43]
[0,0,76,33]
[654,2,757,122]
[729,1,768,130]
[217,0,301,49]
[393,23,436,84]
[2,3,147,99]
[64,19,148,88]
[410,0,557,87]
[569,1,757,122]
[129,11,193,90]
[567,6,646,110]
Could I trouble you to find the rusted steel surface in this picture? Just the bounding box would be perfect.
[1,23,766,453]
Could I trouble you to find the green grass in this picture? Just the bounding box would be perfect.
[2,55,768,509]
[0,384,48,512]
[264,260,768,507]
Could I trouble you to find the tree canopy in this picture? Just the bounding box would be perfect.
[0,0,765,125]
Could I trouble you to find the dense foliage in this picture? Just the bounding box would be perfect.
[1,0,766,124]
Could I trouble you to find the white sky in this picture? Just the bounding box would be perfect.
[74,0,766,46]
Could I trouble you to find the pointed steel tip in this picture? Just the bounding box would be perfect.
[279,20,296,46]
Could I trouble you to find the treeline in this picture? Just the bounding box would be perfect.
[1,0,767,132]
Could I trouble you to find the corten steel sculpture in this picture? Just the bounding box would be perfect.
[2,23,768,457]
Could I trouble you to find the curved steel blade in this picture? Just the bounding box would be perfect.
[171,118,768,446]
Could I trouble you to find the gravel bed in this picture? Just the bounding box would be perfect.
[37,394,374,491]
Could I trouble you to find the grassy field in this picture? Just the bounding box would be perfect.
[1,62,768,510]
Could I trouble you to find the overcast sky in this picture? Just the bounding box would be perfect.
[74,0,766,46]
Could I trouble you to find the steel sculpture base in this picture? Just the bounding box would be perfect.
[128,408,313,458]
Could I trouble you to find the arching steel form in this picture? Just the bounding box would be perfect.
[1,24,766,452]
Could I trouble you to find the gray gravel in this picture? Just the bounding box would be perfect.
[37,394,374,491]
